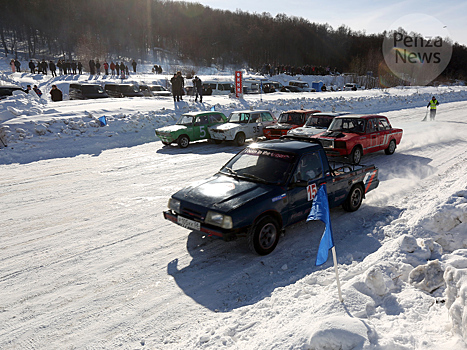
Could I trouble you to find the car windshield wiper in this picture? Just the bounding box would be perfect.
[221,167,238,178]
[241,172,268,184]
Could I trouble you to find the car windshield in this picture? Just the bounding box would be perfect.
[81,85,105,94]
[228,112,250,123]
[328,118,366,133]
[220,147,296,185]
[121,85,139,93]
[305,115,333,128]
[176,115,195,126]
[278,113,304,125]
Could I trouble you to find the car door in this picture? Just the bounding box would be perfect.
[193,115,210,140]
[246,113,261,139]
[366,117,380,152]
[284,151,326,225]
[377,117,392,151]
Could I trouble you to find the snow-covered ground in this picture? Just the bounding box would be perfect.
[2,67,467,350]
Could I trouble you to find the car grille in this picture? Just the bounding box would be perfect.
[271,130,283,136]
[182,207,204,221]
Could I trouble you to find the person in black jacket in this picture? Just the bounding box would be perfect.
[29,60,35,74]
[132,59,137,73]
[192,76,203,102]
[49,61,57,77]
[50,85,63,101]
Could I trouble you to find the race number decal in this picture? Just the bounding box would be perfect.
[307,183,317,201]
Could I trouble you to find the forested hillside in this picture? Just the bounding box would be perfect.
[1,0,466,80]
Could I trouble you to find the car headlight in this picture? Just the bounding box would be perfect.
[168,198,181,213]
[205,211,233,229]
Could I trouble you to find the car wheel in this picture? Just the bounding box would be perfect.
[235,132,246,146]
[248,216,280,255]
[385,140,396,155]
[177,135,189,148]
[350,146,362,164]
[342,184,364,212]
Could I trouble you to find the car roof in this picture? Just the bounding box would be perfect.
[249,138,322,154]
[0,84,22,89]
[181,111,225,116]
[282,109,320,114]
[312,112,350,117]
[230,109,272,114]
[334,114,387,119]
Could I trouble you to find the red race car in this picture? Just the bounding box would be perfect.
[263,109,320,139]
[313,114,403,164]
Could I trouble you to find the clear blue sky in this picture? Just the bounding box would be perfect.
[176,0,467,45]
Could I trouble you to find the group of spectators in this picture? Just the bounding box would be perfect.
[23,84,62,102]
[9,58,144,77]
[260,64,338,76]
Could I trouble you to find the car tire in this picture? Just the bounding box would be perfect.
[177,135,190,148]
[235,132,246,146]
[350,146,362,164]
[385,140,396,155]
[342,184,364,212]
[248,216,280,255]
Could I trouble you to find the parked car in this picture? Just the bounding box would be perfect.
[155,111,227,148]
[138,84,153,97]
[263,109,321,139]
[104,83,144,98]
[0,84,25,99]
[313,114,403,164]
[149,85,171,97]
[163,138,379,255]
[281,85,302,93]
[202,81,233,95]
[288,80,315,92]
[287,112,349,138]
[343,83,364,91]
[69,83,109,100]
[209,110,276,146]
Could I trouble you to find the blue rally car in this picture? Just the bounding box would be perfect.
[164,137,379,255]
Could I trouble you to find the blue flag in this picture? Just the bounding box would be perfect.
[307,183,334,266]
[211,106,215,111]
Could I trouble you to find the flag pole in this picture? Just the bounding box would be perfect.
[331,246,343,302]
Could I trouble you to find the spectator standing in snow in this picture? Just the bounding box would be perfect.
[110,61,116,76]
[77,61,83,75]
[10,59,16,72]
[49,61,57,77]
[50,85,63,101]
[132,60,137,73]
[29,60,35,73]
[192,76,203,102]
[103,61,109,75]
[71,61,77,74]
[95,59,101,75]
[119,62,125,77]
[115,62,120,76]
[89,59,95,75]
[427,96,439,121]
[57,60,63,75]
[41,60,48,75]
[33,85,42,97]
[14,59,21,72]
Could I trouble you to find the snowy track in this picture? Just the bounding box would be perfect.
[2,94,467,348]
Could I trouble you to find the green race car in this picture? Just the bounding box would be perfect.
[155,111,228,148]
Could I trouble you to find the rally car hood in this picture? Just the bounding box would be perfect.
[174,174,271,212]
[265,123,296,130]
[317,131,349,139]
[288,126,325,136]
[156,124,187,133]
[210,122,240,131]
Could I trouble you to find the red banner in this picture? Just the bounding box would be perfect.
[235,71,243,98]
